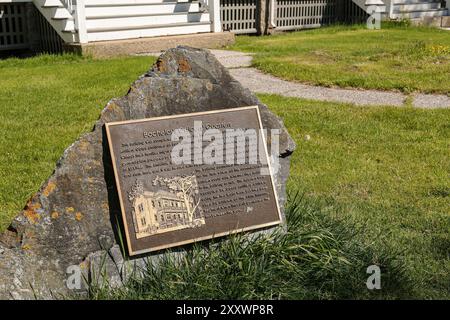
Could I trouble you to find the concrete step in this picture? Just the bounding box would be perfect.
[410,15,450,27]
[64,32,234,58]
[392,8,448,19]
[394,0,442,3]
[395,2,442,12]
[442,16,450,27]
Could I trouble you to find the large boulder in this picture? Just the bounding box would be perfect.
[0,47,296,299]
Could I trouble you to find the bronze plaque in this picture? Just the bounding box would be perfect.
[106,106,281,255]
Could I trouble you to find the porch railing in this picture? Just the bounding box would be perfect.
[0,2,63,54]
[0,2,28,51]
[275,0,337,30]
[220,0,257,34]
[220,0,369,34]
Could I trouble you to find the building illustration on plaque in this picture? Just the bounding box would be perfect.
[128,174,205,239]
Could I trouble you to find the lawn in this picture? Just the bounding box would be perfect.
[0,54,449,299]
[230,24,450,94]
[263,95,450,299]
[0,54,155,231]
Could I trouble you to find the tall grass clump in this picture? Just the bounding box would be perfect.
[88,192,412,300]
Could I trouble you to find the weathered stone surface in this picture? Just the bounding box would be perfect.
[0,46,296,299]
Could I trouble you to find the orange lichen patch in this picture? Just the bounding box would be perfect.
[66,207,75,213]
[22,244,32,250]
[156,58,167,72]
[26,201,41,211]
[51,211,59,219]
[87,177,95,184]
[23,208,41,224]
[42,181,57,197]
[178,58,191,73]
[75,212,84,221]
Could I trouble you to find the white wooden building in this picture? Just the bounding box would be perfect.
[0,0,448,56]
[0,0,222,51]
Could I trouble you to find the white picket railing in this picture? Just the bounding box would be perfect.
[275,0,336,30]
[220,0,368,34]
[220,0,257,34]
[219,0,338,34]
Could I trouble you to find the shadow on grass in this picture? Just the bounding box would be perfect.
[88,191,413,300]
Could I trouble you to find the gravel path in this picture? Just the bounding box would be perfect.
[228,67,406,107]
[209,50,450,109]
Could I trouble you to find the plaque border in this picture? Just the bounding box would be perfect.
[105,106,282,256]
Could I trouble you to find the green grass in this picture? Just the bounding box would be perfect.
[1,54,449,299]
[230,24,450,94]
[262,95,450,299]
[89,194,412,300]
[0,54,155,230]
